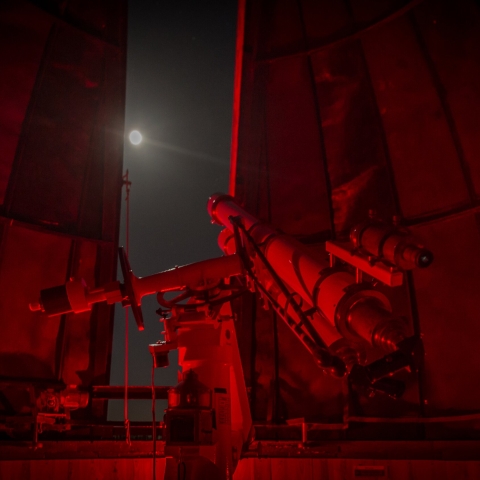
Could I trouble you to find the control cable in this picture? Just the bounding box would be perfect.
[122,170,132,446]
[152,359,157,479]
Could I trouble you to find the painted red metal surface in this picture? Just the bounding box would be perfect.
[231,0,480,431]
[3,0,480,477]
[209,194,410,353]
[0,0,126,424]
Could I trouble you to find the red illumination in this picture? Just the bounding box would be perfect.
[229,0,246,196]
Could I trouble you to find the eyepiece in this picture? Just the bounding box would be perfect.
[416,249,434,268]
[402,245,434,269]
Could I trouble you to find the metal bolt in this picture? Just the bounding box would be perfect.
[46,395,57,409]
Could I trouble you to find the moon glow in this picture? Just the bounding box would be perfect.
[129,130,142,145]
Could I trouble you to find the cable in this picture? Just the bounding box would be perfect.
[229,217,345,376]
[124,307,131,446]
[124,169,131,258]
[122,170,132,446]
[231,217,328,350]
[152,361,157,480]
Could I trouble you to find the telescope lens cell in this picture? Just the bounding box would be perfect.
[417,250,433,268]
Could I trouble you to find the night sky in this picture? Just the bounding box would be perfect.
[108,0,237,421]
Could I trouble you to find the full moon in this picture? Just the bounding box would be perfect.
[129,130,142,145]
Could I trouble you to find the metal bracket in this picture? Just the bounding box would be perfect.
[326,241,404,287]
